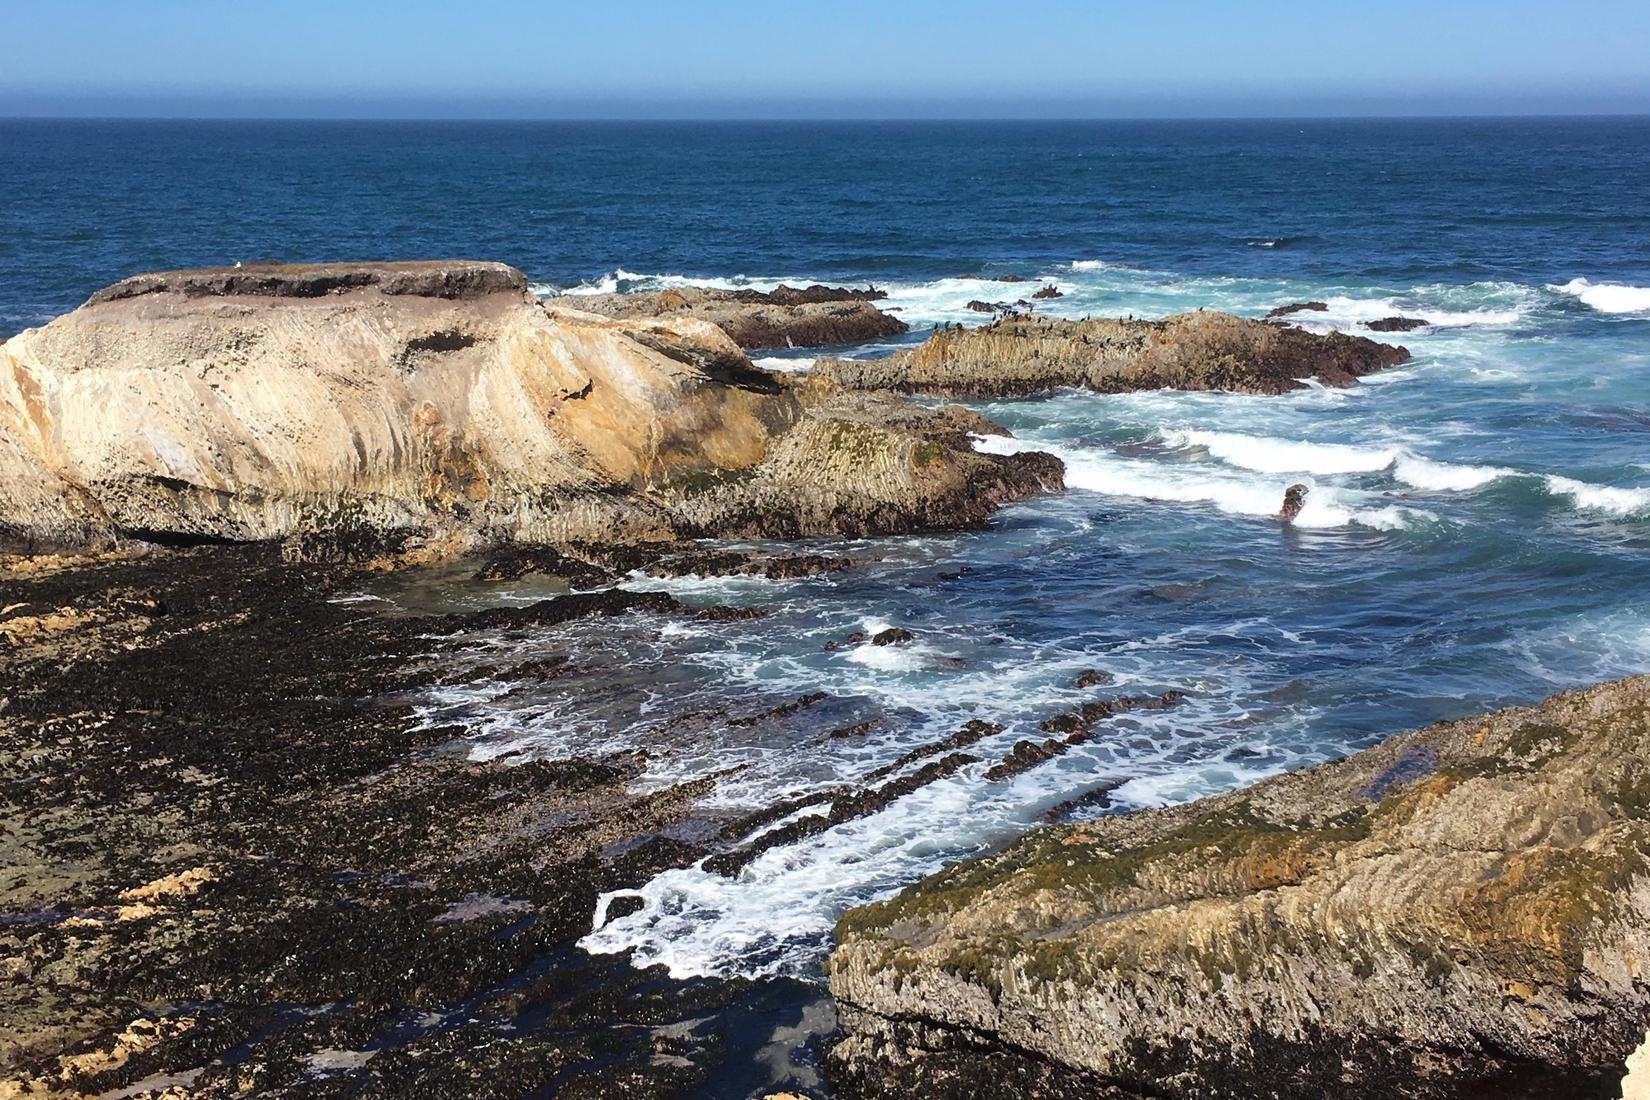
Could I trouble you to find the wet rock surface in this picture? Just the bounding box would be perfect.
[0,545,832,1098]
[563,284,908,350]
[1279,482,1310,522]
[827,677,1650,1100]
[1365,315,1431,332]
[814,311,1410,398]
[1266,301,1329,318]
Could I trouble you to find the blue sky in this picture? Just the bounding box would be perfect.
[3,1,1649,118]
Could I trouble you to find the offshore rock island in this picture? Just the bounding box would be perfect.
[2,260,1646,1100]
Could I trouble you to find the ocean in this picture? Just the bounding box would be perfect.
[5,116,1650,1092]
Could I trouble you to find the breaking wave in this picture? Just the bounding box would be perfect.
[1551,278,1650,315]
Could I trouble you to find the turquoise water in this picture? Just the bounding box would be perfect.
[4,119,1649,984]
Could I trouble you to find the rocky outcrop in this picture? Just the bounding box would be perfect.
[1279,483,1309,522]
[815,311,1410,398]
[829,676,1650,1099]
[562,284,908,349]
[1267,301,1329,318]
[1366,316,1430,332]
[0,262,1056,555]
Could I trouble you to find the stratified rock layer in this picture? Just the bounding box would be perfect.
[816,311,1409,397]
[0,262,1056,553]
[564,284,909,349]
[829,676,1650,1099]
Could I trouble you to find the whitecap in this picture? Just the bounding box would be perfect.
[987,436,1420,530]
[1279,294,1524,334]
[1167,429,1397,475]
[1551,278,1650,315]
[1164,429,1511,492]
[1392,454,1512,492]
[1543,476,1650,516]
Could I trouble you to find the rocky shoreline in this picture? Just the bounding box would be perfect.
[0,545,851,1097]
[4,260,1645,1100]
[828,677,1650,1099]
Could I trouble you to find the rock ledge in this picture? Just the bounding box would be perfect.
[830,675,1650,1099]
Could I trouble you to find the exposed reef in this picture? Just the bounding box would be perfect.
[827,677,1650,1099]
[0,545,837,1097]
[561,284,909,350]
[814,311,1409,398]
[0,262,1055,555]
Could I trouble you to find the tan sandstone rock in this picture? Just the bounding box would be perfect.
[565,284,909,350]
[0,262,1056,555]
[830,675,1650,1099]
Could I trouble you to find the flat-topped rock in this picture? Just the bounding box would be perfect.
[85,260,532,305]
[565,284,909,350]
[817,311,1409,397]
[829,675,1650,1099]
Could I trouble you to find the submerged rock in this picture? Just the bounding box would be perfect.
[1279,482,1309,522]
[0,262,1057,554]
[870,627,914,645]
[562,284,907,349]
[828,675,1650,1099]
[815,311,1409,398]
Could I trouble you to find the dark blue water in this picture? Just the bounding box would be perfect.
[6,120,1650,1089]
[4,118,1650,337]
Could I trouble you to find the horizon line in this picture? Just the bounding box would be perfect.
[6,111,1650,124]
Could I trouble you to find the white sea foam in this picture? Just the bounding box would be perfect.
[1168,429,1397,475]
[976,434,1425,530]
[1552,278,1650,315]
[751,355,816,373]
[579,686,1276,978]
[1279,294,1524,334]
[1543,476,1650,516]
[839,617,953,672]
[1391,454,1510,492]
[555,269,760,297]
[1162,429,1521,494]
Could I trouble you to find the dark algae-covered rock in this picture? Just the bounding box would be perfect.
[0,545,810,1097]
[1266,300,1329,317]
[828,676,1650,1099]
[1365,315,1431,332]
